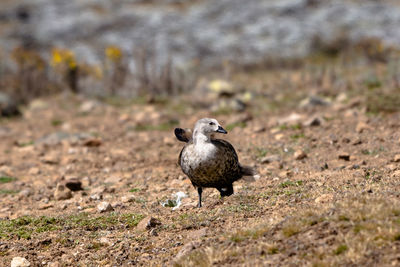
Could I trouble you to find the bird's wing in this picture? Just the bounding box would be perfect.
[212,139,239,161]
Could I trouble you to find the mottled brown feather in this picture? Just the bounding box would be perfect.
[178,138,243,188]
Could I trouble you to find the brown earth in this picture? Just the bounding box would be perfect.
[1,58,400,266]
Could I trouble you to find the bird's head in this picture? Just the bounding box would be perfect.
[194,118,227,136]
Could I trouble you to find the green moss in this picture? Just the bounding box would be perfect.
[334,244,348,255]
[268,246,279,255]
[393,233,400,241]
[279,180,303,188]
[0,189,19,195]
[255,148,268,158]
[51,119,63,126]
[129,188,140,193]
[0,213,144,240]
[0,176,17,184]
[290,133,305,140]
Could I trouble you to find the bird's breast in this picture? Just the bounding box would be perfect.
[181,143,217,171]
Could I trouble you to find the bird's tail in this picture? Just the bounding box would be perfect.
[174,128,191,143]
[240,165,260,182]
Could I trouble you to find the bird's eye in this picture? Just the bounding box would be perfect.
[209,122,215,126]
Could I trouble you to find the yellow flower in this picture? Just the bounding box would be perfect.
[105,46,122,62]
[51,48,77,70]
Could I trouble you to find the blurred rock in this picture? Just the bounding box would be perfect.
[28,99,48,110]
[294,150,307,160]
[99,237,112,246]
[28,167,40,175]
[47,262,61,267]
[315,194,333,204]
[137,216,161,231]
[299,96,330,108]
[54,183,72,200]
[252,124,266,133]
[11,257,30,267]
[278,113,304,126]
[41,154,59,164]
[121,195,135,203]
[338,153,350,161]
[0,92,20,117]
[356,121,371,133]
[79,100,101,113]
[260,155,280,164]
[63,178,83,191]
[82,138,102,147]
[97,201,113,213]
[393,154,400,163]
[174,241,200,263]
[303,116,323,127]
[18,188,33,199]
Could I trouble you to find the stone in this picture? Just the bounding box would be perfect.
[393,154,400,163]
[11,257,31,267]
[299,96,330,108]
[275,133,285,141]
[356,121,371,133]
[137,216,161,231]
[64,178,83,191]
[79,100,101,113]
[0,92,20,117]
[303,116,323,127]
[253,124,266,133]
[278,113,303,126]
[28,167,40,175]
[260,155,280,164]
[41,154,59,164]
[174,241,200,263]
[18,188,33,199]
[393,170,400,178]
[54,183,72,200]
[90,194,103,201]
[47,262,61,267]
[82,138,102,147]
[121,195,135,203]
[315,194,333,204]
[294,150,307,160]
[149,228,158,236]
[99,237,112,246]
[338,153,350,161]
[97,201,114,213]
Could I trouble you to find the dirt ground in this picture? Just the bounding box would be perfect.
[1,57,400,266]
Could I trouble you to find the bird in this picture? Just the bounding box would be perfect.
[175,118,255,207]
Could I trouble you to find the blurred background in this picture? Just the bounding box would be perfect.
[1,0,400,114]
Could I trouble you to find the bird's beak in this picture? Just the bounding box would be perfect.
[216,125,228,134]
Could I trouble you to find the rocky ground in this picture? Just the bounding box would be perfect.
[1,56,400,266]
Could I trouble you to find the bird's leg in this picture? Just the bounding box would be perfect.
[197,187,203,208]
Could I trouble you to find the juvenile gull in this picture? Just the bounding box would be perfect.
[175,118,255,207]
